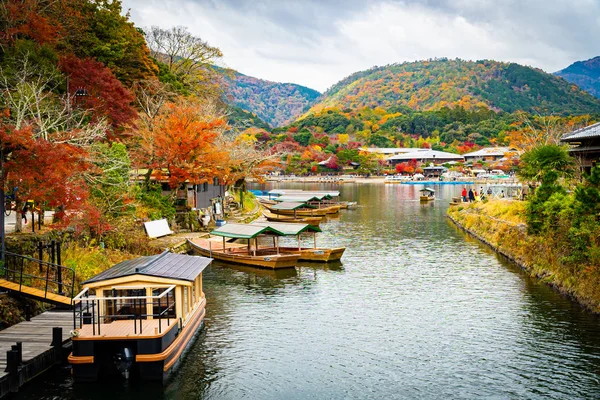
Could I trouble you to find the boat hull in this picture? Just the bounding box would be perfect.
[188,239,300,269]
[278,247,345,262]
[420,196,435,202]
[69,299,206,383]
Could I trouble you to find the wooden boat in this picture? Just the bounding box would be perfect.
[188,223,300,269]
[420,187,435,202]
[263,202,328,217]
[69,251,211,383]
[252,222,346,262]
[385,175,411,184]
[275,194,340,215]
[262,211,322,226]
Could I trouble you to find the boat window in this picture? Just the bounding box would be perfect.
[103,289,146,321]
[152,288,176,319]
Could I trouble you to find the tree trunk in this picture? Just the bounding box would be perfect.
[14,200,22,233]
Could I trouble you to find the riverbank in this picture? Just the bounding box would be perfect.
[447,200,600,314]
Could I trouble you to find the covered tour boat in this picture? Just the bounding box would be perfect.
[68,251,211,383]
[420,188,435,202]
[263,201,328,217]
[261,210,322,226]
[252,221,345,262]
[188,223,300,269]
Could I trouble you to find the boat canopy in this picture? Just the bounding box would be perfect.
[420,188,435,193]
[251,221,321,235]
[268,189,340,197]
[210,223,286,239]
[270,201,317,210]
[275,194,332,202]
[83,251,212,284]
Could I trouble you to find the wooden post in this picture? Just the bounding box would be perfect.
[298,235,301,251]
[222,236,225,252]
[272,236,276,251]
[276,237,279,254]
[51,327,62,347]
[313,232,317,249]
[253,238,257,256]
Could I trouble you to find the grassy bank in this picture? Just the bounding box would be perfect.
[448,200,600,313]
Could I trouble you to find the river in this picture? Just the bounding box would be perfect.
[17,183,600,399]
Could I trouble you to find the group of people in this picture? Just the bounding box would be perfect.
[461,187,504,202]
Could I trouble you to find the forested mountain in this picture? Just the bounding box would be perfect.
[219,68,320,127]
[555,56,600,98]
[307,59,600,116]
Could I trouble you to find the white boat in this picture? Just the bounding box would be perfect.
[384,175,411,184]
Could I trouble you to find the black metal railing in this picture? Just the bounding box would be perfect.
[2,251,76,302]
[72,286,178,336]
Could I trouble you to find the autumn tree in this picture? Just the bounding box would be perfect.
[132,99,228,189]
[60,54,137,136]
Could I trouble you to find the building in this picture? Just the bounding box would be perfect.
[361,147,426,156]
[462,147,516,162]
[386,150,464,165]
[561,122,600,172]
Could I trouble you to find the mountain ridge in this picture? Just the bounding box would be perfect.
[303,58,600,117]
[218,67,320,127]
[555,56,600,98]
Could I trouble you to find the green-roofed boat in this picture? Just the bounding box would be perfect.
[251,222,346,262]
[187,223,300,269]
[263,201,329,217]
[420,187,435,202]
[261,210,322,226]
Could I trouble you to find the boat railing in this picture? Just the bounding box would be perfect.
[72,285,177,336]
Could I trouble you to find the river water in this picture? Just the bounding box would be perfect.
[17,183,600,399]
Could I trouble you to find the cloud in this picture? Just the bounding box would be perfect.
[121,0,600,92]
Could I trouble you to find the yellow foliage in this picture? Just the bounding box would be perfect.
[337,133,349,145]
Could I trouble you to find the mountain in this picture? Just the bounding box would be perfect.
[306,58,600,117]
[555,56,600,98]
[219,68,321,127]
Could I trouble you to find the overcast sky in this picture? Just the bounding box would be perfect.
[122,0,600,92]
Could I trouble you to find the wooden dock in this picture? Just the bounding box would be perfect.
[0,310,72,397]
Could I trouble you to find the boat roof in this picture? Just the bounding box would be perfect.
[83,251,211,284]
[420,188,435,193]
[275,194,332,202]
[268,189,340,197]
[251,221,321,234]
[210,223,286,239]
[270,201,317,210]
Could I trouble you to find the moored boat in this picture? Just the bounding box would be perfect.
[188,223,300,269]
[251,221,346,262]
[262,210,322,226]
[263,201,328,217]
[68,251,211,383]
[385,175,411,184]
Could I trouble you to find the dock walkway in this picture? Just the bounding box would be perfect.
[0,311,72,397]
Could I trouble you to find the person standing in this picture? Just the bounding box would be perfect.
[462,187,467,202]
[468,188,475,202]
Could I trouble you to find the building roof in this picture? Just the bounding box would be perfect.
[462,147,513,158]
[83,251,211,284]
[210,223,286,239]
[361,147,426,154]
[251,221,321,235]
[386,150,464,162]
[561,122,600,142]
